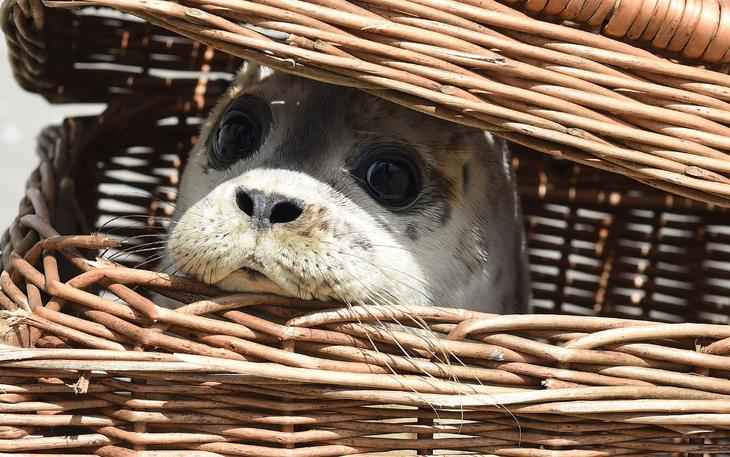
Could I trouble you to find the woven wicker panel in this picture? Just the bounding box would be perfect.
[516,153,730,323]
[1,1,240,102]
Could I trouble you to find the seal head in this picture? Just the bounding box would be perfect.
[168,68,529,313]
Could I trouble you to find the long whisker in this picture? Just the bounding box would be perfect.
[325,256,446,417]
[312,250,524,431]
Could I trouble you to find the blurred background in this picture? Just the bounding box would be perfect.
[0,38,102,229]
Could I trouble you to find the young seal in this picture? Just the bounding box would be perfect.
[166,66,530,313]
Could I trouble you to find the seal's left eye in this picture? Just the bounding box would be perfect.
[355,148,421,209]
[209,99,268,169]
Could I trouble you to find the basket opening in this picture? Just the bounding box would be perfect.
[31,95,725,325]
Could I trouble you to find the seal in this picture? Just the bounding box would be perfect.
[166,65,530,313]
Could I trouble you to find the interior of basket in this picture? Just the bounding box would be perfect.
[29,96,726,327]
[3,4,730,325]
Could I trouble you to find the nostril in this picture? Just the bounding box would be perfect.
[236,187,302,226]
[270,200,303,224]
[236,189,254,217]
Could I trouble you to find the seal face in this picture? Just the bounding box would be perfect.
[167,67,530,313]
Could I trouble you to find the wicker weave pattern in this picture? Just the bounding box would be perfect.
[0,0,241,102]
[516,0,730,62]
[19,0,728,209]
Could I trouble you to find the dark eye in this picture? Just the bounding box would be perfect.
[356,149,421,208]
[209,99,268,169]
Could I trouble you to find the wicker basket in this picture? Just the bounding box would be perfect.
[2,0,730,455]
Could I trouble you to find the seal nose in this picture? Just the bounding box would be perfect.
[235,187,303,228]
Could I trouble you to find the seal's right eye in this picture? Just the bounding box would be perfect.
[354,145,422,209]
[209,97,269,169]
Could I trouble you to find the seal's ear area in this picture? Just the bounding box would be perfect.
[234,61,261,89]
[234,62,276,89]
[483,131,514,170]
[483,131,508,153]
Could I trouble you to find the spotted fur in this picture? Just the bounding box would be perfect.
[167,67,530,313]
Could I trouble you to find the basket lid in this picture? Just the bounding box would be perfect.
[3,0,730,207]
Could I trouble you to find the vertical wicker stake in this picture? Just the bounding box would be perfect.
[689,343,711,457]
[416,407,435,455]
[281,339,297,451]
[594,211,619,317]
[132,375,147,453]
[35,250,61,346]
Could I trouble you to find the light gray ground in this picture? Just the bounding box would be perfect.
[0,39,103,229]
